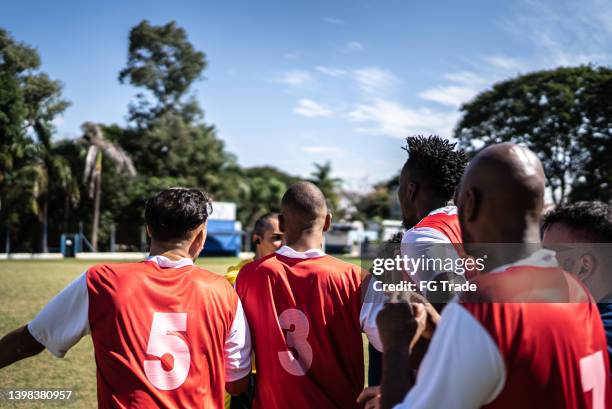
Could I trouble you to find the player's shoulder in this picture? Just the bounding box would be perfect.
[305,255,364,284]
[402,226,450,244]
[188,264,236,291]
[86,261,145,278]
[236,253,278,280]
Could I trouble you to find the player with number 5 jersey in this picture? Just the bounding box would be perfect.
[236,182,383,409]
[0,188,252,409]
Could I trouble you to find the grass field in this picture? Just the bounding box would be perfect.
[0,257,366,408]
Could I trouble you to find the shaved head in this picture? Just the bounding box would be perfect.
[457,143,546,246]
[281,181,328,228]
[279,182,332,250]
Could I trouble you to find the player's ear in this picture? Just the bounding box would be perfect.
[464,187,479,222]
[278,214,285,233]
[190,224,207,257]
[323,213,332,232]
[252,234,261,246]
[408,181,418,201]
[577,253,597,282]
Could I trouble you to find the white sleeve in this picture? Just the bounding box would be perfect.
[27,272,90,358]
[224,298,252,382]
[393,303,506,409]
[360,276,384,352]
[401,227,459,291]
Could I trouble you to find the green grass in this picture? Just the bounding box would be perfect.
[0,257,367,408]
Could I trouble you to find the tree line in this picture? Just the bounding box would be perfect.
[1,21,611,252]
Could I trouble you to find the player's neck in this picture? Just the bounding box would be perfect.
[416,197,447,220]
[149,241,193,261]
[284,233,324,252]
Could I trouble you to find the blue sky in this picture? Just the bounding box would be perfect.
[3,0,612,190]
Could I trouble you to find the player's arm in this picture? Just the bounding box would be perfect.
[376,295,432,409]
[224,298,252,396]
[226,375,250,396]
[385,303,505,409]
[0,325,45,369]
[0,272,90,371]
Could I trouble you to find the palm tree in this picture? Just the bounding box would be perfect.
[81,122,136,250]
[309,161,343,217]
[32,121,80,252]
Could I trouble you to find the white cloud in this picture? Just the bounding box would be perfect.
[501,0,612,68]
[484,56,526,71]
[352,67,397,95]
[302,146,343,154]
[343,41,364,52]
[323,17,345,25]
[348,98,458,138]
[315,66,347,77]
[419,85,479,108]
[442,71,484,86]
[294,99,333,117]
[276,70,313,86]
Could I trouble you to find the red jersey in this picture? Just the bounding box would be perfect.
[462,263,612,409]
[395,249,611,409]
[413,206,462,244]
[86,259,241,408]
[235,247,368,409]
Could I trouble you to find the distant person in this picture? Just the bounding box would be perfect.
[235,182,382,409]
[0,188,252,408]
[226,212,283,285]
[372,144,610,408]
[542,201,612,377]
[225,212,283,409]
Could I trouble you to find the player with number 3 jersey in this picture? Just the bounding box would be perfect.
[236,182,382,409]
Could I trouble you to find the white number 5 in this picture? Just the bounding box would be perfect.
[580,350,606,409]
[144,312,190,390]
[278,309,313,376]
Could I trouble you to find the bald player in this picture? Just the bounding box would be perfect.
[235,182,382,409]
[374,144,610,409]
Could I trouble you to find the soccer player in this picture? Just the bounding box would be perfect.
[366,135,467,388]
[397,135,468,300]
[235,181,382,409]
[375,144,611,408]
[224,212,282,409]
[542,201,612,377]
[0,188,252,408]
[226,212,283,286]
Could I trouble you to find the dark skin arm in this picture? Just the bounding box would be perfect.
[377,294,439,409]
[225,374,250,396]
[0,325,45,369]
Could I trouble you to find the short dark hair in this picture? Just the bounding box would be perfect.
[281,181,328,230]
[542,201,612,242]
[253,212,279,236]
[145,188,212,241]
[402,135,467,201]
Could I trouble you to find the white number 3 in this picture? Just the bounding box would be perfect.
[278,309,313,376]
[580,350,606,409]
[144,312,190,390]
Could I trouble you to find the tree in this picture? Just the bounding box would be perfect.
[348,175,400,223]
[117,20,244,208]
[0,28,72,252]
[81,122,136,250]
[455,65,612,204]
[119,20,206,125]
[237,166,298,227]
[309,162,343,218]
